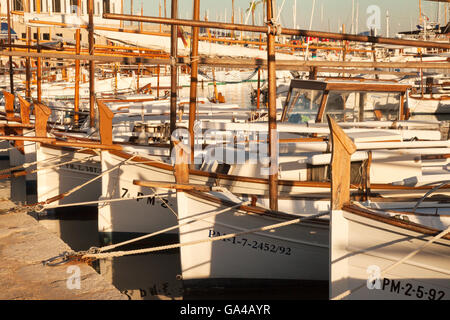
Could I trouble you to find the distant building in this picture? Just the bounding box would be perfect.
[0,0,122,44]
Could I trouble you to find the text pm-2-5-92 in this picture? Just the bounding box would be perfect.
[381,278,445,300]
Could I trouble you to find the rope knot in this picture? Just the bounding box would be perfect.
[169,56,177,67]
[266,19,282,36]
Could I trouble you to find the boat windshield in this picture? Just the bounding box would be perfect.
[322,91,401,123]
[284,88,402,123]
[285,88,324,123]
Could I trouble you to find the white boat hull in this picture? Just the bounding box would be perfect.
[98,150,178,244]
[330,205,450,300]
[36,143,101,206]
[177,191,329,282]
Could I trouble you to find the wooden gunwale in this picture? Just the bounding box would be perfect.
[183,189,329,226]
[342,203,450,241]
[409,91,450,101]
[107,149,450,191]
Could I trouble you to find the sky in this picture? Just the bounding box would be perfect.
[123,0,449,36]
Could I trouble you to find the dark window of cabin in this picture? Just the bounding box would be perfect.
[52,0,61,12]
[103,0,110,14]
[13,0,24,11]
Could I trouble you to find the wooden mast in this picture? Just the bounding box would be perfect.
[74,0,81,125]
[267,0,278,211]
[25,0,31,99]
[188,0,200,166]
[88,0,95,127]
[170,0,178,152]
[36,0,42,102]
[6,0,14,95]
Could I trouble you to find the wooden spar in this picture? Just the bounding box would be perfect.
[2,91,15,120]
[103,13,450,50]
[0,135,122,150]
[136,60,140,92]
[36,0,42,103]
[97,100,114,146]
[114,63,118,95]
[1,50,449,70]
[24,18,374,53]
[74,0,81,125]
[0,49,169,63]
[188,57,450,69]
[157,64,160,98]
[130,0,134,25]
[159,1,162,32]
[267,0,278,212]
[133,180,214,192]
[6,0,14,95]
[257,67,261,109]
[188,0,200,166]
[25,0,31,99]
[22,16,447,52]
[170,0,178,152]
[89,0,95,128]
[34,103,51,138]
[140,1,144,32]
[327,115,357,210]
[18,96,31,125]
[204,14,218,102]
[121,0,124,28]
[231,0,235,39]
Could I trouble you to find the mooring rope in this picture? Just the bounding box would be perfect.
[332,224,450,300]
[49,154,138,202]
[0,142,35,154]
[95,201,251,254]
[1,154,137,215]
[41,193,171,211]
[0,148,91,175]
[2,153,96,180]
[81,210,330,260]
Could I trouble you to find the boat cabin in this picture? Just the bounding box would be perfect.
[281,79,411,123]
